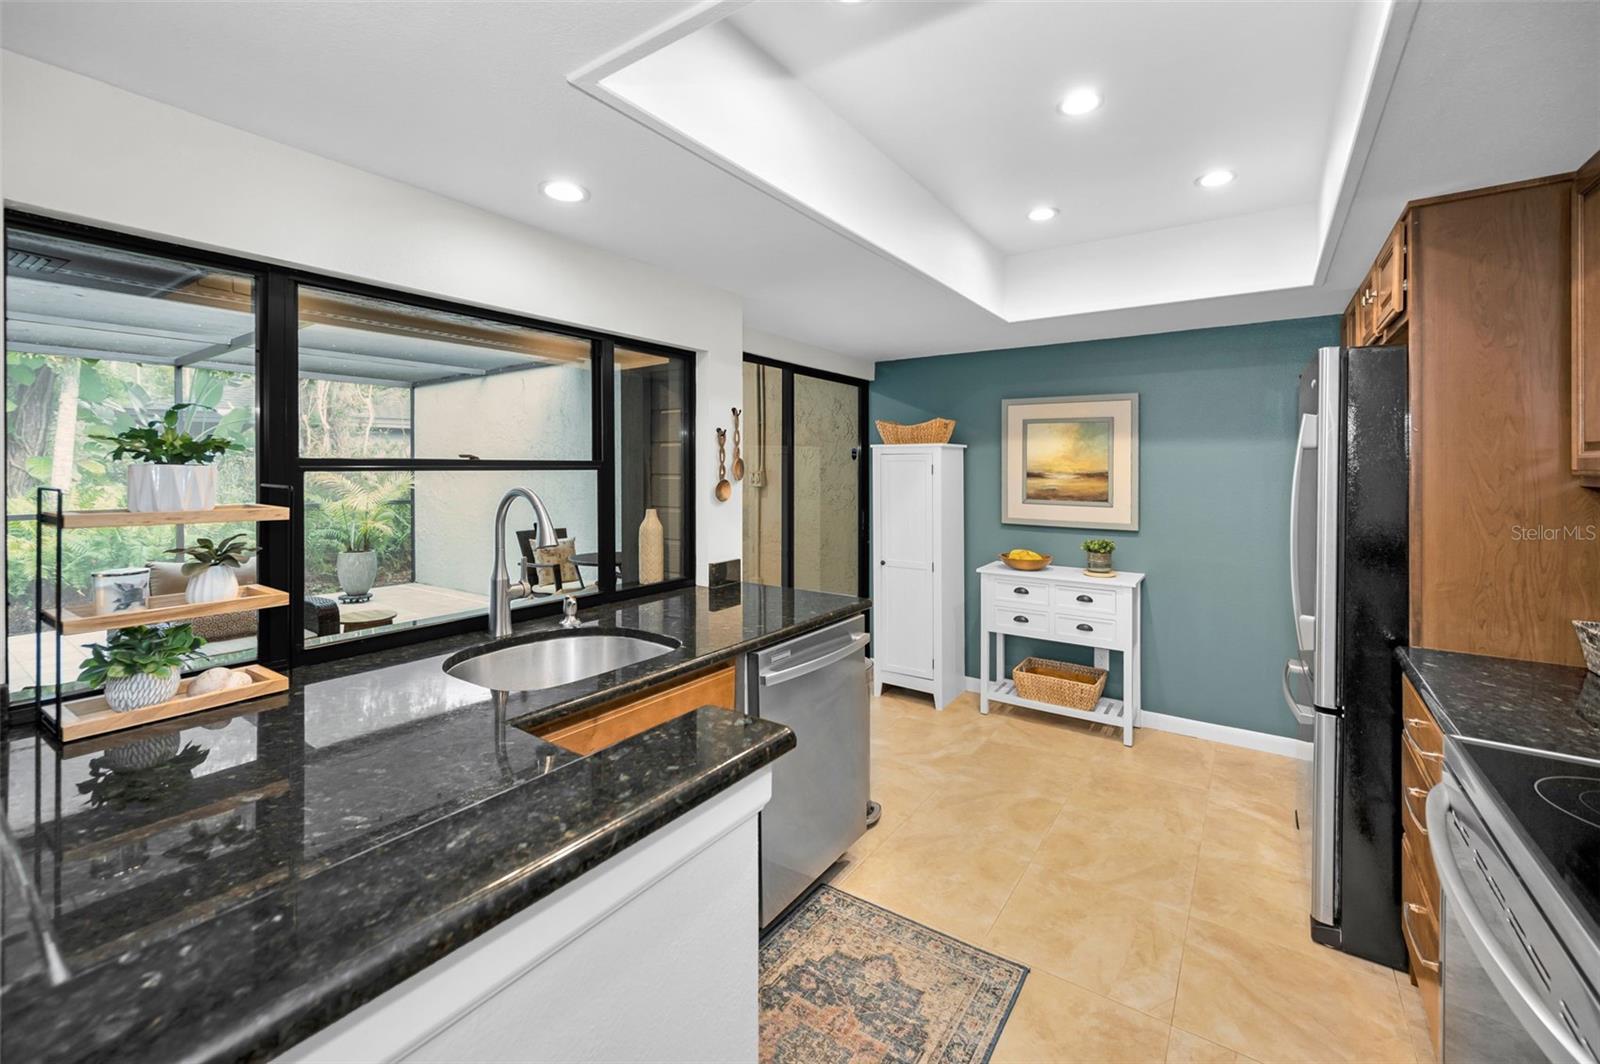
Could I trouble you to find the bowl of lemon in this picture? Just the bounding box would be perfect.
[999,548,1052,571]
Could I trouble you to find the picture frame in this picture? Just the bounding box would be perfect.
[1001,394,1139,530]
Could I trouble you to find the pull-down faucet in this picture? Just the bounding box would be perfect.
[488,487,558,639]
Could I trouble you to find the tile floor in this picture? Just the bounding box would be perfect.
[829,687,1433,1064]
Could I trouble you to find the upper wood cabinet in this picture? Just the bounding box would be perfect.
[1573,149,1600,478]
[1372,220,1408,336]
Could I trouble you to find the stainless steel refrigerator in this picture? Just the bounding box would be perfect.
[1284,344,1410,969]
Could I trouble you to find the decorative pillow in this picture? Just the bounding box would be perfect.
[533,537,582,589]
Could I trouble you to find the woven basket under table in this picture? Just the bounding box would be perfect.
[1012,657,1108,711]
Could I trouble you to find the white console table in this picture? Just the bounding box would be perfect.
[977,562,1145,746]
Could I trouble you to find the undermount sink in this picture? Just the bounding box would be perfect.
[444,630,679,693]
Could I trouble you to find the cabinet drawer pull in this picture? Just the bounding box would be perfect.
[1401,902,1440,973]
[1404,729,1444,763]
[1013,615,1029,624]
[1076,623,1094,632]
[1014,587,1030,595]
[1076,594,1093,603]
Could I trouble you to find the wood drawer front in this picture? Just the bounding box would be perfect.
[993,605,1050,636]
[1401,746,1440,915]
[1049,585,1117,617]
[993,577,1052,605]
[1051,613,1118,648]
[1401,833,1443,1055]
[1402,680,1445,766]
[534,665,735,756]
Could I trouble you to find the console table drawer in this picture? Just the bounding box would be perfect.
[994,577,1052,604]
[1049,585,1117,617]
[1053,614,1118,648]
[993,605,1050,635]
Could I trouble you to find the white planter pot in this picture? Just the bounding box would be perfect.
[127,463,217,513]
[185,565,239,604]
[104,670,182,713]
[336,551,378,598]
[103,732,183,771]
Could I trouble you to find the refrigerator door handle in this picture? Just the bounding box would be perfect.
[1282,659,1315,726]
[1289,412,1318,654]
[1310,710,1339,926]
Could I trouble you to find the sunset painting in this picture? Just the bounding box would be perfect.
[1022,418,1112,503]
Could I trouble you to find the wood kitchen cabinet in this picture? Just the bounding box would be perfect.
[1400,677,1443,1058]
[1372,220,1408,337]
[533,664,735,755]
[1573,149,1600,478]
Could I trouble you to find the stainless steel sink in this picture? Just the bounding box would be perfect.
[444,630,678,692]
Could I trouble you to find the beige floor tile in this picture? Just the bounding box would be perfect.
[1088,728,1218,791]
[1395,970,1434,1064]
[992,969,1172,1064]
[1065,763,1210,840]
[1166,1028,1248,1063]
[1173,918,1414,1063]
[1208,745,1302,816]
[1200,801,1303,877]
[988,862,1188,1018]
[842,821,1037,943]
[1032,815,1202,910]
[1189,842,1319,960]
[981,701,1126,758]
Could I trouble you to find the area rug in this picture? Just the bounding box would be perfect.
[760,885,1028,1064]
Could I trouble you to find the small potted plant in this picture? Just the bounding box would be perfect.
[1082,538,1117,575]
[77,623,207,713]
[92,403,233,512]
[164,533,257,604]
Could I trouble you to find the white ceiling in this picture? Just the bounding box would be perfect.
[2,0,1597,362]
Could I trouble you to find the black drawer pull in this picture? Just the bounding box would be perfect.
[1014,587,1029,595]
[1076,594,1093,603]
[1013,615,1029,624]
[1076,623,1094,632]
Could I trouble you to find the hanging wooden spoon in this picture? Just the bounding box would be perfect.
[731,407,745,481]
[715,428,733,501]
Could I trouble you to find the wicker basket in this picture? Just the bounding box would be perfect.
[1013,657,1107,711]
[876,417,956,445]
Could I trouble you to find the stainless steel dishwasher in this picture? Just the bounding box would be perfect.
[748,615,871,927]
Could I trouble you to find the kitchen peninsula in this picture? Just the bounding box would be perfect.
[1,584,868,1064]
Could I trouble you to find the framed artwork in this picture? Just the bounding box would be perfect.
[1001,394,1139,530]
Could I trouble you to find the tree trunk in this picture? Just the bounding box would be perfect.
[6,363,56,497]
[50,359,82,497]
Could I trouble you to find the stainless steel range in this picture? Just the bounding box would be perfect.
[1429,740,1600,1062]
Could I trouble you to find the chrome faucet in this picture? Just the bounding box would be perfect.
[489,487,558,639]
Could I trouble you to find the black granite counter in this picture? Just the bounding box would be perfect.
[0,583,867,1064]
[1397,646,1600,761]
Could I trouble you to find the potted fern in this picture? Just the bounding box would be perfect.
[164,533,257,604]
[77,623,207,712]
[92,403,233,512]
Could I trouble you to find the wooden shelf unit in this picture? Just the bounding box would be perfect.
[57,663,290,742]
[44,584,290,635]
[42,503,290,528]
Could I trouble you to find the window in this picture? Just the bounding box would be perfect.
[4,227,260,700]
[3,216,695,708]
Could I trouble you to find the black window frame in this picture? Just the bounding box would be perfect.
[3,211,697,704]
[742,353,869,597]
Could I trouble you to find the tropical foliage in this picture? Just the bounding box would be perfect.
[76,623,207,688]
[90,403,234,465]
[165,533,257,575]
[304,471,414,593]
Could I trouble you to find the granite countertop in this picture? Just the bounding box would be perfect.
[1397,646,1600,761]
[0,582,868,1064]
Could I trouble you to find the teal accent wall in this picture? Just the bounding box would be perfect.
[870,316,1340,738]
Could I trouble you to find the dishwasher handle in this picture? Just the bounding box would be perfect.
[760,632,871,687]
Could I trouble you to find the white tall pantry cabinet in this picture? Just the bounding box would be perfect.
[870,444,966,709]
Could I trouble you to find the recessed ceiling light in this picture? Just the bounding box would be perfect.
[540,179,588,203]
[1196,169,1235,189]
[1057,87,1102,117]
[1027,206,1060,223]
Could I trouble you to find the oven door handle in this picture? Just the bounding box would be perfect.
[1426,782,1590,1064]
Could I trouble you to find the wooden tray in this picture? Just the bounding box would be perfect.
[57,664,290,742]
[42,503,290,529]
[44,584,290,635]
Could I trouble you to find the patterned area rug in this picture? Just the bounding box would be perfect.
[760,886,1028,1064]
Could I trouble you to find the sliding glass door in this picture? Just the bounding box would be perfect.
[741,356,866,596]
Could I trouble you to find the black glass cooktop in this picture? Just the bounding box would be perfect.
[1457,740,1600,939]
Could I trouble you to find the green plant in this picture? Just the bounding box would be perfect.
[164,533,256,575]
[90,403,233,465]
[1081,538,1116,555]
[306,472,408,556]
[76,623,206,688]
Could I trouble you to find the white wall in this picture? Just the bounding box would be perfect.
[1,53,761,581]
[743,327,875,382]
